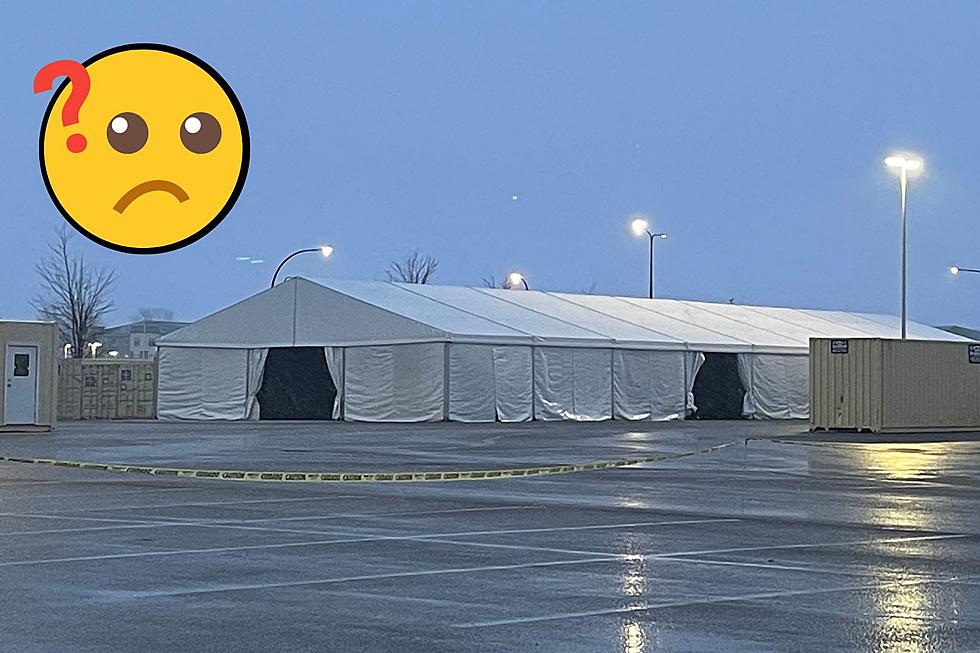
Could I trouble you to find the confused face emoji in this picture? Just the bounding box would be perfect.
[35,44,249,253]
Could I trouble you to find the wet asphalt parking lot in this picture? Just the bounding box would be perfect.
[1,420,980,652]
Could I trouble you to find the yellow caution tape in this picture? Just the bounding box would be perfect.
[0,441,735,483]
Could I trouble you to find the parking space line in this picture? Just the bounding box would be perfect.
[651,532,972,558]
[105,556,632,598]
[0,486,201,502]
[69,503,544,523]
[0,512,191,526]
[0,505,543,537]
[39,493,372,514]
[454,578,945,628]
[0,518,735,568]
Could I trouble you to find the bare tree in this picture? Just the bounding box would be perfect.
[32,227,115,357]
[386,251,438,284]
[130,307,175,322]
[481,274,506,289]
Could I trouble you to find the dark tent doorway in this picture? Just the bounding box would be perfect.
[692,353,745,419]
[256,347,336,420]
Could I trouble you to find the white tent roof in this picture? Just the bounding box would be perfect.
[158,277,968,353]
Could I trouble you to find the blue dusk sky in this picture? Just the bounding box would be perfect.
[1,1,979,328]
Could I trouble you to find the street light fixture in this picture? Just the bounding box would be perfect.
[63,343,72,359]
[951,265,980,276]
[270,245,334,288]
[884,152,923,340]
[507,272,529,290]
[88,341,102,359]
[630,217,668,299]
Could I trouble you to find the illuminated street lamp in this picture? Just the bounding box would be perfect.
[88,341,102,359]
[507,272,529,290]
[951,265,980,276]
[630,217,668,299]
[63,343,72,359]
[884,153,923,339]
[270,245,334,288]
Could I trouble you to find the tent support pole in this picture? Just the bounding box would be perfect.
[443,343,450,421]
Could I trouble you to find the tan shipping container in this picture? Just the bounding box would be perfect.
[58,358,158,420]
[810,337,980,432]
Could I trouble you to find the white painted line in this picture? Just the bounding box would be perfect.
[395,518,741,541]
[0,512,188,526]
[0,518,736,568]
[0,486,200,502]
[454,576,947,628]
[651,533,972,559]
[0,505,543,538]
[118,556,631,598]
[153,504,545,526]
[48,493,371,514]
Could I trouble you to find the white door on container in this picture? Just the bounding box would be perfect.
[5,346,38,424]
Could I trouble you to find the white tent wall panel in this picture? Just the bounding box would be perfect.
[158,347,250,420]
[613,350,688,420]
[448,345,496,422]
[343,343,445,422]
[737,353,809,420]
[492,346,533,422]
[534,347,612,421]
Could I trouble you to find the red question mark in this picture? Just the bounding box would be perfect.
[34,60,90,153]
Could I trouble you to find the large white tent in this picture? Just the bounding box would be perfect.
[156,277,966,422]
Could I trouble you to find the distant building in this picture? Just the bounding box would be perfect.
[96,320,188,359]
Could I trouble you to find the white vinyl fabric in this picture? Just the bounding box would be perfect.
[324,347,344,420]
[158,347,249,420]
[245,348,268,420]
[534,347,612,421]
[343,343,444,422]
[161,277,966,354]
[685,352,706,413]
[613,350,688,420]
[448,345,496,422]
[448,345,535,422]
[492,346,533,421]
[737,354,809,419]
[156,277,968,422]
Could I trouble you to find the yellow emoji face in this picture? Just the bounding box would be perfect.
[39,44,248,253]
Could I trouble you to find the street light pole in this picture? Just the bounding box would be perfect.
[951,266,980,276]
[270,245,334,288]
[884,154,923,340]
[631,217,667,299]
[648,233,654,299]
[900,165,908,340]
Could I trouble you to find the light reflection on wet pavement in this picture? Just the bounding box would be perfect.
[1,420,979,652]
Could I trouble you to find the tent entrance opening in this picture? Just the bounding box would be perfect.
[692,352,744,419]
[257,347,336,420]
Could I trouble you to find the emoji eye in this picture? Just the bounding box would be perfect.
[180,112,221,154]
[106,112,148,154]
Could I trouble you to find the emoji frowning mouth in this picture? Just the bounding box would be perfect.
[113,180,189,213]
